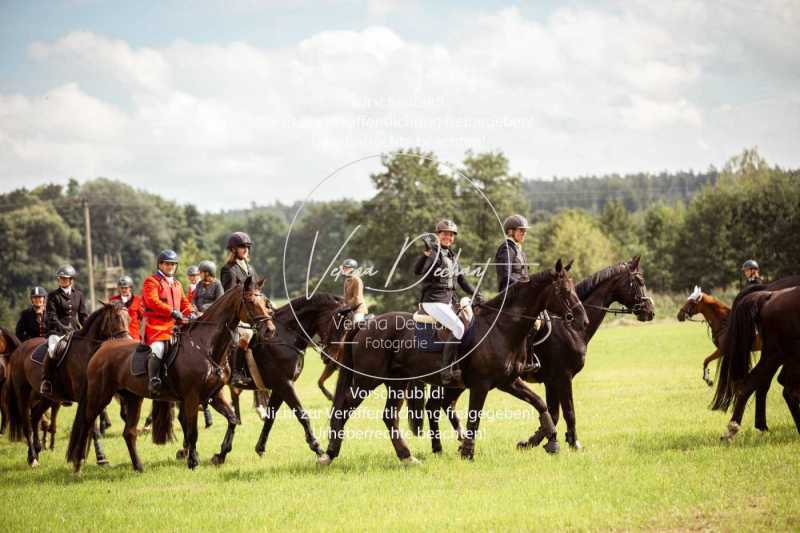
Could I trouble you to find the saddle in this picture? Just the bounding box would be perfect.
[130,342,180,380]
[31,334,73,367]
[412,304,476,354]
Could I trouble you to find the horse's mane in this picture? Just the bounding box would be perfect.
[187,284,242,331]
[78,303,121,336]
[484,269,554,308]
[274,293,343,323]
[575,263,630,300]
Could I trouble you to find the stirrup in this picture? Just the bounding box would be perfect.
[148,377,162,396]
[39,380,54,396]
[231,371,253,387]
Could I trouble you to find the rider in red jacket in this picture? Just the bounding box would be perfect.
[142,249,191,395]
[110,275,143,341]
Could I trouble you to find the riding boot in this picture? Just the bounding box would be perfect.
[203,406,213,428]
[440,336,463,388]
[147,354,163,396]
[231,347,254,388]
[520,337,542,374]
[39,357,57,397]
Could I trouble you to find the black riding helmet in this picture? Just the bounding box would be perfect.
[157,249,179,264]
[186,265,200,276]
[741,259,759,270]
[198,260,217,275]
[55,265,77,278]
[30,286,47,297]
[435,219,458,234]
[227,232,252,250]
[503,214,529,233]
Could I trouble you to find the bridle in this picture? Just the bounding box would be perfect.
[476,277,582,324]
[584,269,653,316]
[242,290,274,329]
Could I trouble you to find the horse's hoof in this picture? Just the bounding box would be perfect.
[755,424,769,433]
[318,453,332,466]
[211,454,224,466]
[401,456,422,466]
[544,439,560,454]
[516,440,533,449]
[569,440,582,451]
[30,458,39,468]
[720,421,740,443]
[704,380,713,387]
[97,458,111,467]
[134,465,144,473]
[176,449,187,460]
[256,406,268,421]
[432,445,443,454]
[256,448,265,457]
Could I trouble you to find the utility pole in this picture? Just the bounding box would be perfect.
[83,200,96,311]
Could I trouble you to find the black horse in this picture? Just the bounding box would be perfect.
[417,257,655,454]
[208,293,353,465]
[319,260,587,465]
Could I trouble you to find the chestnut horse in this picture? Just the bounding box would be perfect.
[319,260,587,465]
[66,277,275,472]
[5,302,130,467]
[0,327,22,435]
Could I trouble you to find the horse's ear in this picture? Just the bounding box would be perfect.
[256,277,265,290]
[630,256,641,270]
[243,275,254,291]
[554,258,563,273]
[97,299,108,307]
[565,259,574,272]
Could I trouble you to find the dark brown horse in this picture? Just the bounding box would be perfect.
[0,327,22,435]
[66,277,275,472]
[319,260,587,465]
[5,302,130,467]
[713,284,800,440]
[419,258,655,454]
[207,293,353,465]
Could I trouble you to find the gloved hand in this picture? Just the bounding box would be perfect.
[170,310,184,322]
[187,312,198,321]
[473,293,485,305]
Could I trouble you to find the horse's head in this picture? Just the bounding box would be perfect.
[97,300,131,339]
[240,276,276,339]
[546,259,588,330]
[677,285,704,322]
[611,256,655,322]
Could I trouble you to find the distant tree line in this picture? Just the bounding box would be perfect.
[1,147,797,324]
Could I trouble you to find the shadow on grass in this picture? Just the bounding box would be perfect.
[631,424,799,453]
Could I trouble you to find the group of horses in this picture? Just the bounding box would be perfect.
[0,258,797,474]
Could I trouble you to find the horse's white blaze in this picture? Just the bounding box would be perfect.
[688,285,703,302]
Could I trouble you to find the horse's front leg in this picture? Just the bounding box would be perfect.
[560,377,581,450]
[460,384,490,460]
[318,363,337,402]
[278,381,323,456]
[175,404,188,460]
[255,391,284,457]
[500,379,558,454]
[209,391,238,466]
[703,349,720,387]
[182,398,201,469]
[384,382,418,464]
[722,356,780,442]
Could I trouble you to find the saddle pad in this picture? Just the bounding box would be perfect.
[130,344,151,376]
[414,322,445,352]
[131,342,180,377]
[30,343,48,365]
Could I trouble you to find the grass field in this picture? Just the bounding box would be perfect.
[1,320,798,532]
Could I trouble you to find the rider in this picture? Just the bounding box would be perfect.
[186,265,201,304]
[741,259,763,285]
[414,219,481,386]
[142,250,192,395]
[495,214,530,291]
[110,276,143,341]
[40,265,89,395]
[495,214,539,373]
[16,286,48,342]
[193,260,224,313]
[221,232,259,387]
[341,258,368,323]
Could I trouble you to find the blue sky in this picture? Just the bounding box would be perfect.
[1,0,798,211]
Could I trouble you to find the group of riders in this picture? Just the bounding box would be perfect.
[14,214,541,398]
[14,211,766,401]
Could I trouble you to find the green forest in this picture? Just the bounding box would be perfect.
[1,147,797,324]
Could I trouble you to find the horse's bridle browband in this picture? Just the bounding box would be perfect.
[583,269,652,316]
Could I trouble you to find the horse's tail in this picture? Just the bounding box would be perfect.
[711,291,768,411]
[406,381,426,435]
[66,385,93,466]
[5,368,28,442]
[151,400,175,444]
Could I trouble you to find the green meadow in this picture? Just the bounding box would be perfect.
[1,320,798,532]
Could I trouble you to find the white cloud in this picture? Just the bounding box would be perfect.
[0,2,797,210]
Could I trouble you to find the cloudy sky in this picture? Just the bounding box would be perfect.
[1,0,798,211]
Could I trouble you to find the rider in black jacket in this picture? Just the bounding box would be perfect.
[16,286,48,341]
[414,219,481,386]
[221,232,259,387]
